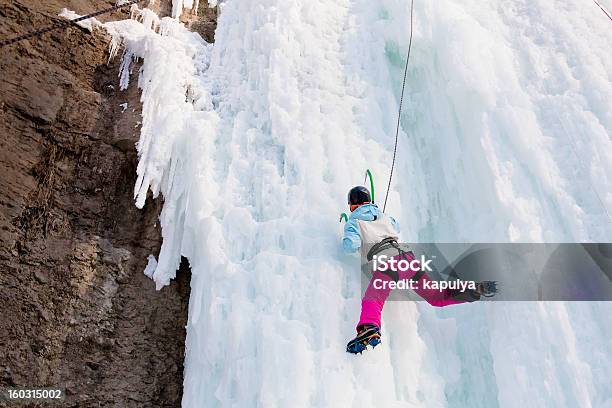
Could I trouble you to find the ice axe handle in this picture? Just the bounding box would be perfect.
[364,169,375,203]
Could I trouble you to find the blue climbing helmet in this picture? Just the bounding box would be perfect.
[348,186,371,206]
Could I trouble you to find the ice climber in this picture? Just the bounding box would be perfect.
[342,186,497,354]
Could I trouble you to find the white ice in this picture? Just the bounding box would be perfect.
[171,0,200,18]
[58,8,103,32]
[105,1,612,407]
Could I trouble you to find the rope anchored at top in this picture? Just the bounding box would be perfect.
[383,0,415,213]
[0,0,145,48]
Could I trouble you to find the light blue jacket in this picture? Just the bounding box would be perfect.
[342,203,400,253]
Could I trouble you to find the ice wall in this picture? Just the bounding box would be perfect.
[107,0,612,406]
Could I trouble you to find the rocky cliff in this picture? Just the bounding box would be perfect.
[0,1,215,406]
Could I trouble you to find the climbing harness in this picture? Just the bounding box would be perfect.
[366,237,406,262]
[0,0,145,48]
[366,237,416,282]
[382,0,415,213]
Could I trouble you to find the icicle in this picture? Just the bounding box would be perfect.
[107,35,122,62]
[129,4,140,20]
[171,0,183,18]
[118,49,134,90]
[138,8,161,32]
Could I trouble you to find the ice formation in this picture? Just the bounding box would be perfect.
[104,1,612,406]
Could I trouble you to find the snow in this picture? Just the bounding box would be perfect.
[105,1,612,407]
[58,8,103,32]
[143,254,158,278]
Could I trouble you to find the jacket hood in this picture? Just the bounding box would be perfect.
[349,203,382,221]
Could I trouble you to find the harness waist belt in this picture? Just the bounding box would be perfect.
[366,237,401,262]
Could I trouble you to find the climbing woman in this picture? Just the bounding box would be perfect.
[342,186,496,354]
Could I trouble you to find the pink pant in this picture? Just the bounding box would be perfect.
[358,250,471,329]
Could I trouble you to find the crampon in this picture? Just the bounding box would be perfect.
[346,324,381,354]
[476,281,498,297]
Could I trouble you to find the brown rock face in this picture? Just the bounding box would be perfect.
[0,1,215,406]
